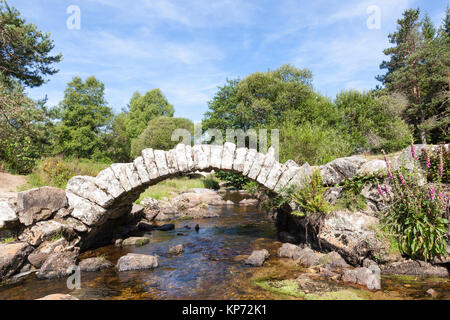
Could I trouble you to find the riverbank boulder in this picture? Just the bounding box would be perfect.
[342,265,381,290]
[382,260,449,277]
[36,248,79,279]
[0,242,33,281]
[27,238,68,268]
[116,253,158,271]
[36,294,79,300]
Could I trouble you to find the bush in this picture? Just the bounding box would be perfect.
[279,121,353,165]
[380,145,449,261]
[26,156,111,189]
[130,116,193,158]
[215,171,249,189]
[203,175,220,190]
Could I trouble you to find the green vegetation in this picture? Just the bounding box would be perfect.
[214,171,249,190]
[203,174,220,190]
[381,145,449,261]
[0,237,14,244]
[24,156,110,189]
[135,176,218,202]
[130,116,194,158]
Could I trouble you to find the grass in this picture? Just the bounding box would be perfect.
[136,176,220,203]
[0,237,15,244]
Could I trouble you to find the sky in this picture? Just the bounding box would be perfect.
[8,0,450,122]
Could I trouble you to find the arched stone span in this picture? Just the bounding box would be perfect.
[65,143,312,229]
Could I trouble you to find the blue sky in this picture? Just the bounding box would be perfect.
[9,0,450,122]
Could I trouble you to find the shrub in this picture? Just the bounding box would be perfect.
[202,175,220,190]
[26,156,111,189]
[215,171,249,189]
[244,181,260,198]
[290,169,331,245]
[380,144,449,261]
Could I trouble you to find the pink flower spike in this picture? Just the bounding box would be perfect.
[377,184,383,196]
[410,143,416,159]
[398,172,406,186]
[384,184,389,196]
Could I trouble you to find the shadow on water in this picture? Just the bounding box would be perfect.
[0,195,449,300]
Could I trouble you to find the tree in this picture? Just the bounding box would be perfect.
[203,64,314,135]
[52,76,113,159]
[0,0,62,88]
[103,112,132,163]
[335,90,412,152]
[130,116,193,158]
[377,7,450,144]
[126,89,174,139]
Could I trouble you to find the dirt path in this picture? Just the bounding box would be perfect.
[0,172,27,198]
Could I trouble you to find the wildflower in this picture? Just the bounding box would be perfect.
[430,188,436,201]
[438,146,443,178]
[410,143,416,159]
[377,183,383,196]
[398,172,406,186]
[384,184,389,196]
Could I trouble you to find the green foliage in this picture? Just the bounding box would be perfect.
[279,121,353,165]
[378,7,450,143]
[130,116,193,157]
[244,181,260,198]
[26,156,110,189]
[51,76,113,159]
[202,175,220,190]
[215,171,249,189]
[381,154,449,261]
[419,145,450,184]
[335,90,412,153]
[290,169,331,217]
[0,0,62,88]
[136,177,206,202]
[126,89,174,140]
[103,112,132,163]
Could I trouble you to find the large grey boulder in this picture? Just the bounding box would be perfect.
[277,243,303,259]
[79,257,114,272]
[37,294,79,300]
[245,249,270,267]
[342,265,381,290]
[116,253,158,271]
[36,248,79,279]
[0,200,18,230]
[0,242,33,281]
[17,187,68,226]
[121,236,149,247]
[320,157,367,186]
[66,191,108,227]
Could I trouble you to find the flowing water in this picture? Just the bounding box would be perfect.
[0,193,449,300]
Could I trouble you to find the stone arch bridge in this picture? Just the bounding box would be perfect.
[66,143,312,229]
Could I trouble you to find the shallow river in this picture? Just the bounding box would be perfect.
[0,196,449,300]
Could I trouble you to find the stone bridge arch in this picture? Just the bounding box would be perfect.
[65,143,312,247]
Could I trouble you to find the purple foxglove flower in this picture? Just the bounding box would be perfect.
[398,172,406,186]
[377,184,383,196]
[411,143,416,159]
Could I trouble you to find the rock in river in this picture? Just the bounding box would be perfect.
[36,294,78,300]
[79,257,114,272]
[0,242,33,281]
[116,253,158,271]
[122,237,150,247]
[245,249,269,267]
[36,249,79,280]
[341,265,381,290]
[168,244,184,255]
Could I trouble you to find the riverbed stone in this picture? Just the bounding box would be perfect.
[16,187,68,226]
[79,257,114,272]
[36,248,79,280]
[122,237,149,247]
[116,253,158,271]
[66,176,114,208]
[94,167,125,199]
[245,249,269,267]
[37,294,79,300]
[168,244,184,255]
[277,243,303,259]
[239,199,259,207]
[0,242,33,281]
[382,260,449,277]
[342,266,381,290]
